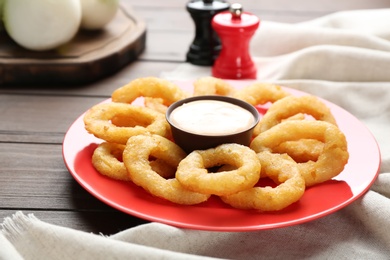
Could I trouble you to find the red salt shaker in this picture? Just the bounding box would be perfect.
[212,3,260,79]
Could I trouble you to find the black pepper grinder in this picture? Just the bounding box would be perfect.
[186,0,230,66]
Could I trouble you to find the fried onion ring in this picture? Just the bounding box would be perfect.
[112,77,188,106]
[176,143,261,196]
[123,134,210,205]
[144,97,168,114]
[92,142,129,181]
[233,82,290,106]
[149,158,177,179]
[250,120,349,186]
[84,102,170,144]
[221,151,305,211]
[92,142,176,181]
[193,76,236,96]
[273,139,324,163]
[255,95,337,135]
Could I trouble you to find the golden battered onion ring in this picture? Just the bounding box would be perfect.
[176,143,261,196]
[92,142,129,181]
[84,102,170,144]
[273,139,324,163]
[144,97,168,114]
[193,76,236,96]
[283,113,306,121]
[221,152,305,211]
[233,82,290,106]
[149,158,177,179]
[250,120,349,186]
[123,134,210,205]
[92,142,176,181]
[112,77,188,106]
[255,95,337,135]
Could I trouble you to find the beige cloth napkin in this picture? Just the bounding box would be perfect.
[2,8,390,260]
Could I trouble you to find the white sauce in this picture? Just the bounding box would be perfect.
[169,100,255,136]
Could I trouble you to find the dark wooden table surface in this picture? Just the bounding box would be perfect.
[1,0,389,235]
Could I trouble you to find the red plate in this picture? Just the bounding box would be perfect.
[62,81,381,231]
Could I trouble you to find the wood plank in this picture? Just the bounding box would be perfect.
[0,143,82,208]
[0,132,64,144]
[0,95,104,140]
[0,143,149,234]
[0,143,126,211]
[0,61,181,95]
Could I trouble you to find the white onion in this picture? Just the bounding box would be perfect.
[3,0,81,51]
[80,0,119,30]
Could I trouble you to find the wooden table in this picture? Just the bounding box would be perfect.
[1,0,388,235]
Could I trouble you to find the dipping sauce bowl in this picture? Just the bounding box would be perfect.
[166,95,260,153]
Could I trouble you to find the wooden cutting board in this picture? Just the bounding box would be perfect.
[0,3,146,86]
